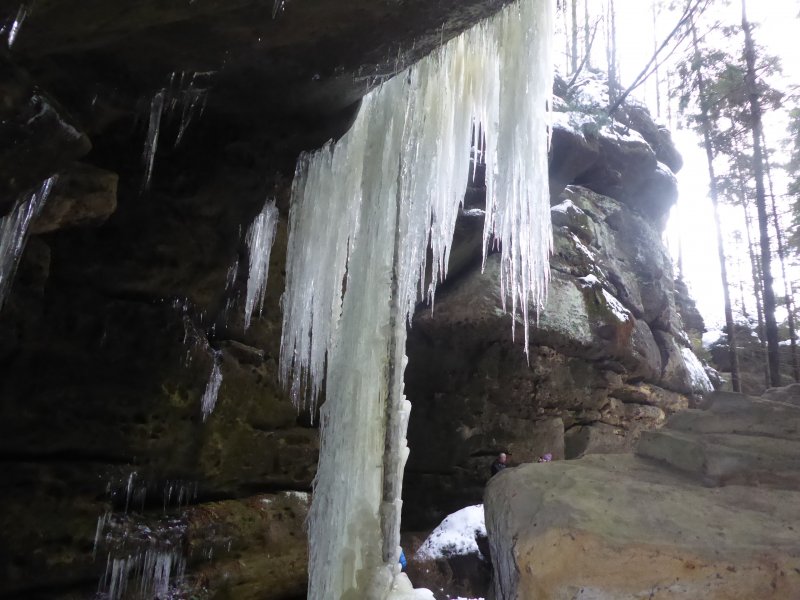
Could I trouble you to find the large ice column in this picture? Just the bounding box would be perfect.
[279,1,553,598]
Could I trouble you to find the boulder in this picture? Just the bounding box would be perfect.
[638,391,800,489]
[485,454,800,600]
[761,383,800,407]
[564,422,630,458]
[0,56,90,216]
[485,388,800,599]
[616,103,683,174]
[30,162,118,234]
[550,73,682,223]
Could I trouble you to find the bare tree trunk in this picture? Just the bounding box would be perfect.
[741,186,770,388]
[584,0,591,68]
[571,0,579,73]
[652,1,662,118]
[563,5,570,75]
[742,0,781,386]
[606,0,706,116]
[666,68,674,129]
[607,0,618,102]
[690,19,741,391]
[762,131,800,381]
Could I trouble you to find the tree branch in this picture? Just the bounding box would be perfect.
[606,0,710,116]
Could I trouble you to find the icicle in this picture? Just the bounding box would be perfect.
[280,0,553,597]
[141,90,165,193]
[0,176,57,311]
[7,4,27,48]
[95,510,187,600]
[244,198,280,329]
[174,84,208,148]
[200,358,223,420]
[272,0,288,19]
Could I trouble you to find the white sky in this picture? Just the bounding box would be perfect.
[580,0,800,331]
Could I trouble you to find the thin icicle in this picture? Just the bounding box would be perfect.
[200,358,223,421]
[244,198,280,329]
[141,90,165,193]
[0,176,57,310]
[272,0,289,19]
[7,4,27,48]
[174,84,208,148]
[281,1,553,598]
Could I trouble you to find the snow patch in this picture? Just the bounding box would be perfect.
[599,122,648,145]
[551,110,596,136]
[570,76,609,107]
[416,505,486,560]
[601,288,632,322]
[550,198,584,215]
[283,491,311,504]
[577,274,601,287]
[570,234,596,262]
[577,275,630,322]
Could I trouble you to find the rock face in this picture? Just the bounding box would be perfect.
[404,179,708,527]
[484,388,800,599]
[549,73,679,228]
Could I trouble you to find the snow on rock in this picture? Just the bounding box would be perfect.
[570,234,597,262]
[569,76,609,108]
[577,274,600,287]
[681,347,714,393]
[550,198,584,215]
[416,504,486,560]
[601,288,632,323]
[551,110,596,137]
[598,121,648,146]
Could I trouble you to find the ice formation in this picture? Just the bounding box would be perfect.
[0,176,57,310]
[141,90,165,192]
[101,548,186,600]
[244,198,280,329]
[6,4,27,48]
[200,358,223,421]
[279,0,553,597]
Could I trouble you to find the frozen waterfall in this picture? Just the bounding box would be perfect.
[279,0,553,597]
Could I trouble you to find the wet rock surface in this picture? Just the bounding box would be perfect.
[0,54,91,216]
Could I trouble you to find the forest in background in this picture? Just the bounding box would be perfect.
[554,0,800,393]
